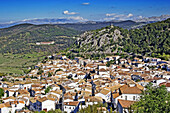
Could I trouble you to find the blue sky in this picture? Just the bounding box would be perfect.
[0,0,170,23]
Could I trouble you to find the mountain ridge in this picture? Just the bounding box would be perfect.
[0,24,80,54]
[1,15,170,29]
[72,18,170,60]
[0,20,145,30]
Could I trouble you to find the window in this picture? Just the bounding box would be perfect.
[133,96,135,100]
[125,96,127,100]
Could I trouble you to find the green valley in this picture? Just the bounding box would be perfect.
[0,53,46,74]
[0,24,80,74]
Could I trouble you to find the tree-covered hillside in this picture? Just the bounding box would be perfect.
[0,23,80,54]
[73,18,170,60]
[0,24,80,74]
[122,18,170,55]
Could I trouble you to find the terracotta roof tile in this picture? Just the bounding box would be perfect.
[112,92,120,98]
[64,101,79,106]
[99,68,107,72]
[100,89,110,95]
[159,82,170,87]
[37,97,48,102]
[118,99,135,108]
[0,104,6,108]
[120,85,142,94]
[85,96,103,102]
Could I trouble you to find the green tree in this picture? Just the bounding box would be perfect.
[39,111,46,113]
[0,88,4,98]
[37,68,44,75]
[106,61,111,67]
[79,103,107,113]
[47,109,62,113]
[45,86,52,94]
[1,78,8,81]
[23,69,31,74]
[48,72,53,77]
[132,83,170,113]
[110,107,113,113]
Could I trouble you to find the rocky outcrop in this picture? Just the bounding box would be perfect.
[75,25,124,53]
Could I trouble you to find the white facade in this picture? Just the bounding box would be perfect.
[163,75,170,79]
[117,94,140,102]
[64,105,76,113]
[156,79,167,86]
[121,68,130,72]
[7,91,15,97]
[64,99,74,102]
[96,92,110,102]
[85,101,98,106]
[50,92,61,99]
[42,100,55,111]
[8,102,25,113]
[0,107,10,113]
[98,71,108,76]
[136,63,143,68]
[98,65,107,70]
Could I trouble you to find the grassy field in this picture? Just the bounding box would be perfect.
[0,52,47,74]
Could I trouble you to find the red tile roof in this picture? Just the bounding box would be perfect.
[64,101,79,106]
[118,99,135,108]
[120,85,142,94]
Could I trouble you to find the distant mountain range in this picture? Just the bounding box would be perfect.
[0,17,85,29]
[0,20,146,31]
[0,15,169,29]
[58,20,146,31]
[135,15,170,23]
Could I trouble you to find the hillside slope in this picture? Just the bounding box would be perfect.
[0,23,80,54]
[73,18,170,59]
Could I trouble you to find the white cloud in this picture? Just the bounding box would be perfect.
[114,14,125,18]
[104,13,134,21]
[106,13,116,17]
[23,19,29,22]
[104,17,116,21]
[127,13,133,17]
[66,16,88,21]
[21,18,38,22]
[82,3,90,5]
[63,10,78,15]
[58,16,88,22]
[138,16,143,19]
[133,15,144,21]
[18,16,87,24]
[9,21,15,23]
